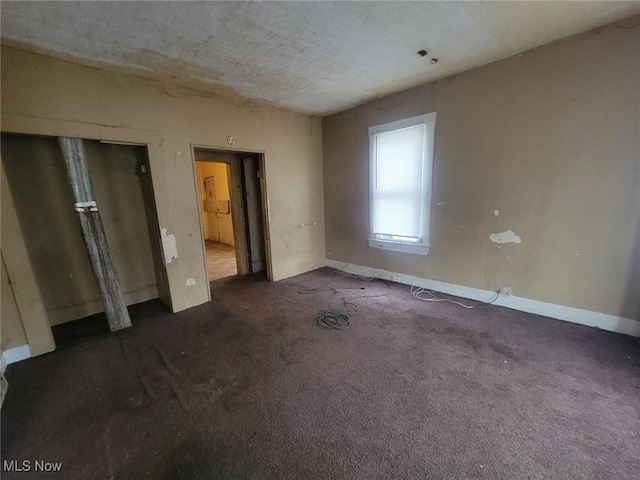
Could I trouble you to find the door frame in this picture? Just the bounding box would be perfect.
[191,144,273,285]
[1,113,174,355]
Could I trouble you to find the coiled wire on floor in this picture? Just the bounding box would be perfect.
[298,272,391,329]
[314,310,351,330]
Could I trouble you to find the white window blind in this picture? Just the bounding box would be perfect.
[372,124,426,241]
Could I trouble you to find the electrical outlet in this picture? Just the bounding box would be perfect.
[499,287,512,296]
[391,275,401,282]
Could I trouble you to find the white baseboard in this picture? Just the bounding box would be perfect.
[1,345,32,373]
[325,259,640,338]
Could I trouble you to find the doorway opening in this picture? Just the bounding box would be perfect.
[193,148,270,282]
[1,132,170,339]
[195,161,237,280]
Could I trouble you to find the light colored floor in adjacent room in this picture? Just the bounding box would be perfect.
[205,240,237,281]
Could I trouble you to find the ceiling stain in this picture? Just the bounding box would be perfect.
[2,2,639,115]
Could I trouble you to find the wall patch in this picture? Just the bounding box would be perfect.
[490,230,522,244]
[161,228,178,264]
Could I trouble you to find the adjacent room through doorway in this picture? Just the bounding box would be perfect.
[195,161,237,281]
[194,148,269,282]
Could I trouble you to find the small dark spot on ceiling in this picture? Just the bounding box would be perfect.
[417,49,428,57]
[430,58,439,64]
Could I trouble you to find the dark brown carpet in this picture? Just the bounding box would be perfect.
[2,268,639,479]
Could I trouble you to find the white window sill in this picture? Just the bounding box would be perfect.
[368,239,429,255]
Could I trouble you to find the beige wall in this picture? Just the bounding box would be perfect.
[323,20,639,320]
[2,135,160,326]
[1,46,324,337]
[1,255,27,352]
[1,161,56,356]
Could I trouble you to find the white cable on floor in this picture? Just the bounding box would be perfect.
[411,284,500,309]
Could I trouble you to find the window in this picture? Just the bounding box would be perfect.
[369,112,436,255]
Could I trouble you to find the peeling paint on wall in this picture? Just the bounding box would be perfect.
[161,228,178,264]
[489,230,522,244]
[186,278,196,286]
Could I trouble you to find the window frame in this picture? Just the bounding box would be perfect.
[368,112,436,255]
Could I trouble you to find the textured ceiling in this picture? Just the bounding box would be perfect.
[2,1,639,115]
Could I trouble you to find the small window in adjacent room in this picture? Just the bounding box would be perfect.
[369,112,436,255]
